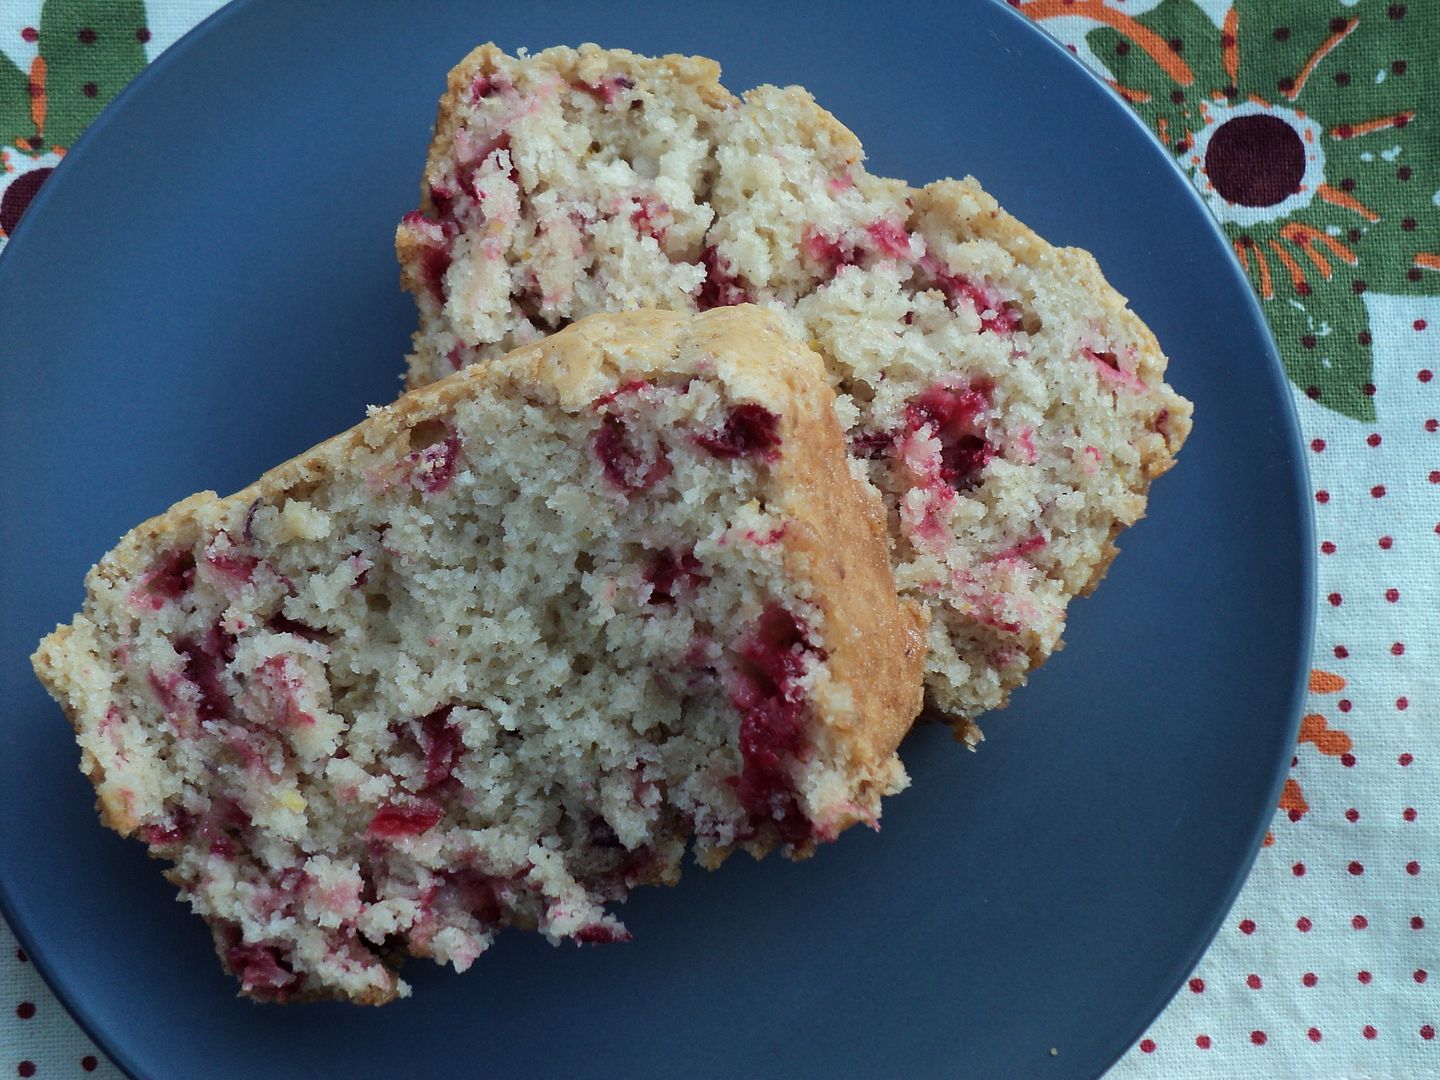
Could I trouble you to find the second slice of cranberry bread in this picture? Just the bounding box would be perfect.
[396,44,1193,738]
[31,306,927,1005]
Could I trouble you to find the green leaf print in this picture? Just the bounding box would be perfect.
[0,53,36,150]
[38,0,148,151]
[1042,0,1440,422]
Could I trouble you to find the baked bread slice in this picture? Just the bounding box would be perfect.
[32,306,926,1004]
[397,44,1193,735]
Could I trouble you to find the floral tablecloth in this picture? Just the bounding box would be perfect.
[1,1,1435,1076]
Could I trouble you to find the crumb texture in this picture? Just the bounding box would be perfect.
[32,308,922,1004]
[397,43,1194,727]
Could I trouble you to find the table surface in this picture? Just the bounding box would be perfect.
[1,1,1436,1076]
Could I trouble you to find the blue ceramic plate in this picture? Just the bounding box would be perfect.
[0,1,1313,1076]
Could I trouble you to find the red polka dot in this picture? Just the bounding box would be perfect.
[1329,592,1343,607]
[1364,381,1377,396]
[1401,752,1415,765]
[1364,1025,1378,1039]
[1240,918,1256,935]
[81,1057,97,1073]
[1189,977,1205,993]
[15,948,26,962]
[15,1002,34,1019]
[1359,970,1373,984]
[1311,439,1326,452]
[1247,973,1263,989]
[1413,916,1426,930]
[135,28,151,43]
[1140,1039,1156,1053]
[1293,862,1306,876]
[1386,588,1400,602]
[1406,808,1418,821]
[1308,1027,1322,1042]
[20,26,37,42]
[1423,368,1436,381]
[1424,1025,1436,1041]
[1339,699,1353,713]
[1428,419,1438,432]
[1334,644,1349,658]
[1350,861,1365,875]
[1398,698,1410,711]
[1418,320,1430,331]
[1316,490,1330,504]
[1430,472,1440,484]
[1409,861,1421,875]
[1354,914,1370,929]
[1298,916,1313,932]
[1251,1030,1267,1046]
[1196,1034,1211,1049]
[1368,433,1382,447]
[1341,752,1356,766]
[1380,535,1394,548]
[1372,485,1387,498]
[1393,642,1406,655]
[1303,971,1318,986]
[1347,808,1361,822]
[1321,541,1337,555]
[18,1063,35,1079]
[1416,969,1429,983]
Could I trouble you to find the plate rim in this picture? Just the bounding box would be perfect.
[0,1,1317,1076]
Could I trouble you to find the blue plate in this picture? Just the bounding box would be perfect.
[0,1,1313,1076]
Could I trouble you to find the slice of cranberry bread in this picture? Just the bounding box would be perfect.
[31,306,926,1005]
[396,44,1192,736]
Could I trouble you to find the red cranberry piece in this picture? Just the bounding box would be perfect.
[736,607,813,701]
[140,820,186,846]
[417,705,463,789]
[727,607,816,846]
[922,258,1021,334]
[241,499,262,544]
[643,549,707,604]
[592,415,671,494]
[205,532,258,583]
[849,428,895,460]
[254,656,315,728]
[801,227,859,276]
[865,218,913,260]
[368,800,444,839]
[695,404,783,461]
[176,626,236,724]
[470,74,496,101]
[442,868,505,925]
[696,246,751,309]
[144,550,196,603]
[200,820,239,858]
[575,924,631,944]
[410,433,463,494]
[591,379,655,408]
[906,384,994,492]
[223,928,300,1001]
[401,211,452,303]
[578,74,636,105]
